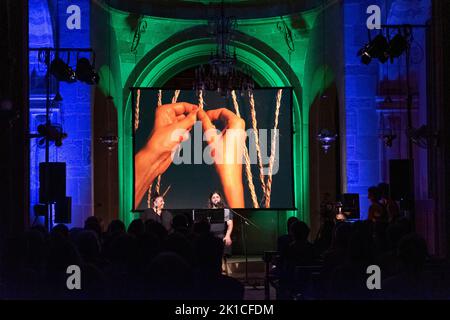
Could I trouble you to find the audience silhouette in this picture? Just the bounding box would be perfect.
[0,186,446,300]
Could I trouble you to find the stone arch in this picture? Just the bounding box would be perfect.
[119,25,307,225]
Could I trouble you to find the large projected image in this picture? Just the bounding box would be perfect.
[133,89,294,210]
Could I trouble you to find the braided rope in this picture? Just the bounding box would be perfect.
[231,90,259,208]
[147,182,152,208]
[134,89,141,132]
[198,89,204,109]
[157,89,162,106]
[231,90,242,117]
[248,90,267,198]
[155,175,161,194]
[148,90,164,206]
[162,185,171,198]
[265,89,283,208]
[172,89,180,103]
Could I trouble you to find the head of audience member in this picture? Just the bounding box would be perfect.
[30,224,48,237]
[138,232,161,266]
[108,233,138,267]
[164,232,194,264]
[192,218,211,236]
[145,219,168,241]
[286,216,299,235]
[51,223,69,239]
[172,214,189,234]
[377,183,390,201]
[46,234,82,275]
[368,186,381,203]
[146,252,193,299]
[127,218,145,237]
[84,216,102,238]
[75,230,101,264]
[208,191,225,209]
[107,219,126,236]
[289,220,310,243]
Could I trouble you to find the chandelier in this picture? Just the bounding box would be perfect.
[317,129,338,153]
[194,2,254,95]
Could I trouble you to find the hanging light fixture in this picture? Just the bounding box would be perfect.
[317,129,338,153]
[76,57,100,85]
[50,57,76,83]
[194,1,254,95]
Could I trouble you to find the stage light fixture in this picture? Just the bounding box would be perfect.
[358,34,389,64]
[49,58,76,83]
[358,45,372,65]
[388,33,408,59]
[36,123,67,147]
[76,58,99,85]
[370,34,390,63]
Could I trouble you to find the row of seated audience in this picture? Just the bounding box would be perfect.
[0,216,244,300]
[273,184,450,300]
[1,184,449,300]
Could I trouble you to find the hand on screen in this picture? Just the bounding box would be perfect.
[135,102,199,207]
[198,108,246,208]
[150,102,199,168]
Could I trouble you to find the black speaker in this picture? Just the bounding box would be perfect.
[39,162,66,203]
[341,193,360,220]
[389,159,414,201]
[55,196,72,224]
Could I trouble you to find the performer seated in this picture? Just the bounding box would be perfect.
[140,192,173,232]
[208,191,233,253]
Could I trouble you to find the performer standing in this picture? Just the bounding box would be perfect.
[140,192,173,232]
[208,191,234,250]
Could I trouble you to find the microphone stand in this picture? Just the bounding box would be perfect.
[229,209,260,285]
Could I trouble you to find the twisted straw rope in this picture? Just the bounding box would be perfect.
[134,89,141,132]
[147,90,165,206]
[172,89,180,103]
[147,183,152,208]
[157,89,162,106]
[248,90,267,198]
[264,89,283,208]
[198,90,204,109]
[231,90,259,208]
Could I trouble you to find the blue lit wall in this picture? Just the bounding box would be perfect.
[29,0,92,228]
[343,0,431,218]
[344,0,384,218]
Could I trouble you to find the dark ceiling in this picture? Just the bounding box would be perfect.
[105,0,323,20]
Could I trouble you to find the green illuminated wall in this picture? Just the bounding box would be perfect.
[92,0,341,232]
